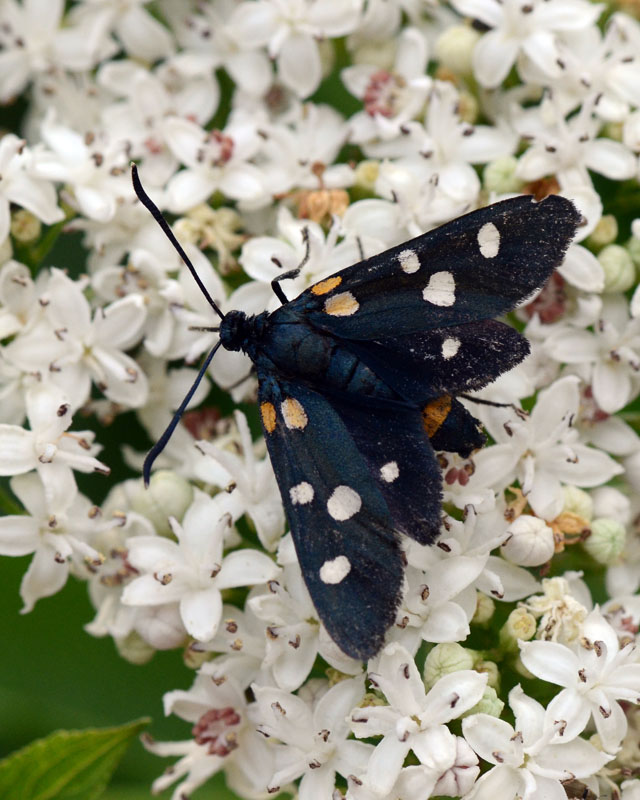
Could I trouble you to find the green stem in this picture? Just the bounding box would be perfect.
[15,206,76,275]
[0,483,24,515]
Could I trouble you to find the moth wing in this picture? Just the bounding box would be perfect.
[257,370,403,660]
[289,194,579,338]
[324,390,444,546]
[344,319,529,404]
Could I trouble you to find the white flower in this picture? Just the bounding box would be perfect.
[350,643,486,796]
[250,546,361,690]
[122,494,280,642]
[520,607,640,752]
[237,206,364,312]
[32,115,131,222]
[467,376,623,520]
[521,575,591,643]
[0,0,115,101]
[450,0,603,88]
[0,135,64,242]
[545,295,640,414]
[0,382,109,507]
[252,677,371,797]
[230,0,363,97]
[195,411,286,552]
[343,27,432,143]
[6,269,149,409]
[163,112,269,211]
[68,0,174,63]
[96,58,219,187]
[0,472,105,611]
[515,101,637,192]
[462,685,611,800]
[256,103,353,195]
[145,668,274,800]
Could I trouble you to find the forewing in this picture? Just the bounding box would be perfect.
[345,319,529,403]
[288,194,580,339]
[257,370,404,660]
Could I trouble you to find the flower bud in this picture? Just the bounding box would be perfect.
[354,160,380,192]
[563,486,593,521]
[583,518,626,565]
[466,686,504,718]
[472,591,495,625]
[500,608,536,653]
[587,214,618,249]
[424,642,475,687]
[131,470,194,537]
[599,244,635,293]
[352,40,396,70]
[11,209,41,242]
[627,234,640,269]
[501,515,555,566]
[475,659,500,689]
[435,24,480,75]
[184,642,212,670]
[483,156,523,195]
[591,486,631,525]
[115,631,155,665]
[0,235,12,262]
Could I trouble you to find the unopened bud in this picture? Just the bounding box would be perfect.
[424,642,475,687]
[563,486,593,521]
[435,24,481,75]
[483,156,523,195]
[599,244,635,293]
[501,515,555,566]
[583,518,626,565]
[131,470,194,537]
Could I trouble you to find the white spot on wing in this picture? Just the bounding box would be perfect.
[398,249,420,274]
[441,337,461,359]
[281,397,308,429]
[380,461,399,482]
[324,291,359,316]
[327,486,362,521]
[478,222,500,258]
[290,482,314,505]
[423,271,455,307]
[320,555,351,584]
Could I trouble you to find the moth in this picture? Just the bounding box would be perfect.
[132,166,580,660]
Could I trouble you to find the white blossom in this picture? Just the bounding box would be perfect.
[462,684,611,800]
[520,607,640,752]
[122,494,280,641]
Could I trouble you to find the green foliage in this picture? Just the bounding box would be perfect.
[0,720,150,800]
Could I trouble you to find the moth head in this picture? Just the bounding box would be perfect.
[219,309,249,353]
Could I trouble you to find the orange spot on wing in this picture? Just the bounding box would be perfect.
[311,275,342,295]
[422,396,452,437]
[260,402,277,433]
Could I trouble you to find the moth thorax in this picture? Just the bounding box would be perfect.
[219,309,265,353]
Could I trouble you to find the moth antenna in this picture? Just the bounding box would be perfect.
[131,164,225,321]
[356,235,364,261]
[270,225,311,305]
[143,340,223,486]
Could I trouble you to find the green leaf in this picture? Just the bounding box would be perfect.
[0,719,150,800]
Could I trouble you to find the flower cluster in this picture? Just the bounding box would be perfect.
[1,0,640,798]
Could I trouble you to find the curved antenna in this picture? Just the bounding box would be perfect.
[143,340,223,485]
[131,164,225,320]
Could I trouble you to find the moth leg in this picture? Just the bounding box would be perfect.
[458,393,528,420]
[271,226,310,304]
